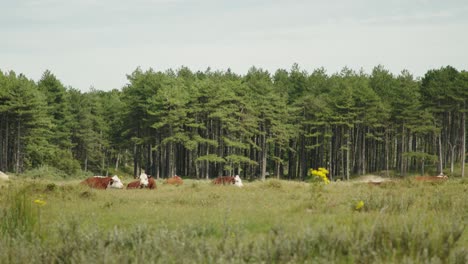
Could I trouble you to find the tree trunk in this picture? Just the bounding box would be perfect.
[421,159,425,175]
[400,126,405,176]
[385,129,389,177]
[0,114,3,170]
[205,141,210,180]
[16,119,21,174]
[462,110,466,178]
[276,146,281,179]
[3,114,9,171]
[115,152,120,171]
[346,128,350,181]
[85,154,88,172]
[133,143,138,177]
[438,133,443,174]
[288,139,297,180]
[328,128,333,181]
[261,132,267,181]
[362,128,367,175]
[147,143,152,175]
[154,146,160,180]
[449,143,456,175]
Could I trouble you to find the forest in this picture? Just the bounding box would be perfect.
[0,64,467,180]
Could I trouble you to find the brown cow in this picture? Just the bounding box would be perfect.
[212,176,236,185]
[81,175,124,189]
[127,175,156,189]
[127,180,143,189]
[165,175,183,185]
[147,176,156,189]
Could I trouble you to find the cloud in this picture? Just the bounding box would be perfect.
[1,0,467,91]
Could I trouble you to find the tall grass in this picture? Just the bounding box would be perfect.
[0,187,39,240]
[0,178,466,263]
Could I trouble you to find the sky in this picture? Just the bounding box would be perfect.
[1,0,468,92]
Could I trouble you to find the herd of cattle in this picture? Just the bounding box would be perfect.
[80,173,244,190]
[0,170,450,188]
[81,173,449,190]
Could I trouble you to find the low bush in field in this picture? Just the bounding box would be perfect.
[21,166,68,180]
[20,165,96,180]
[0,179,466,263]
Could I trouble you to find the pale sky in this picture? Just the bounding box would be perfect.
[1,0,468,91]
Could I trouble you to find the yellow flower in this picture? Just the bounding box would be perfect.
[319,167,329,174]
[355,200,364,211]
[34,199,46,206]
[310,167,330,184]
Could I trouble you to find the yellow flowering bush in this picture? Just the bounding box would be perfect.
[355,200,364,211]
[309,167,330,184]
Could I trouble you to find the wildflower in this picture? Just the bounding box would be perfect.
[310,167,330,185]
[34,199,46,206]
[355,200,364,211]
[318,167,329,175]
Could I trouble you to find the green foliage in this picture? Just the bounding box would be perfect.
[2,64,468,180]
[196,154,225,163]
[224,155,257,166]
[21,165,69,180]
[49,150,81,176]
[0,70,56,172]
[403,152,438,162]
[37,70,73,149]
[261,179,283,189]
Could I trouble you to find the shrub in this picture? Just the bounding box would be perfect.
[263,179,283,189]
[49,150,81,176]
[22,166,68,180]
[309,167,330,184]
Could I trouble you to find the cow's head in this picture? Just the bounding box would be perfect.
[437,173,448,179]
[234,175,243,187]
[139,173,149,187]
[109,175,124,189]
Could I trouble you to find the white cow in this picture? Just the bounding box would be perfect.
[234,175,243,187]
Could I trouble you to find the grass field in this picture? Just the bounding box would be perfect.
[0,176,467,263]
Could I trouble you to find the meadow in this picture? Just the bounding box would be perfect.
[0,176,467,263]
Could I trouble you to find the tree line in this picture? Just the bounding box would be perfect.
[1,64,467,180]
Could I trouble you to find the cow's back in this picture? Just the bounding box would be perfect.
[165,176,183,185]
[212,176,235,185]
[81,177,112,189]
[127,180,142,189]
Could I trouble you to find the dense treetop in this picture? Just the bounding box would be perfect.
[1,65,467,179]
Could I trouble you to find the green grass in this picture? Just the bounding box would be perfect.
[0,177,467,263]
